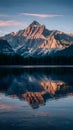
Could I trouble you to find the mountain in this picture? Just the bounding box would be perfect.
[0,39,14,55]
[55,44,73,57]
[3,21,73,57]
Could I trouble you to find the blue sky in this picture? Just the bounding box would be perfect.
[0,0,73,36]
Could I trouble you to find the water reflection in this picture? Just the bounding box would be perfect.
[0,68,73,109]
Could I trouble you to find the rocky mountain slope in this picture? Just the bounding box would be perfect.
[0,39,14,55]
[3,21,73,57]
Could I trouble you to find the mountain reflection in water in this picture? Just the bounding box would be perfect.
[0,68,73,130]
[0,68,73,109]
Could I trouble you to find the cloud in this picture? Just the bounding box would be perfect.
[0,30,5,35]
[0,14,9,17]
[20,13,63,18]
[0,30,8,36]
[0,20,24,27]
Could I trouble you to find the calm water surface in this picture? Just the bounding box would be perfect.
[0,67,73,130]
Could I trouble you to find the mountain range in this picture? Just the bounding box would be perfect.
[0,21,73,59]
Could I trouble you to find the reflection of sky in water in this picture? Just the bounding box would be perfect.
[0,93,73,130]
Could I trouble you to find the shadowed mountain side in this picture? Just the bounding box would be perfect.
[55,44,73,56]
[0,39,14,55]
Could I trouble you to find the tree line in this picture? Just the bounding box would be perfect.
[0,53,73,65]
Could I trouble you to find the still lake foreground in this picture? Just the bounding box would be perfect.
[0,67,73,130]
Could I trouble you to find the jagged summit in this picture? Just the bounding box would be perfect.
[30,21,40,27]
[15,20,47,39]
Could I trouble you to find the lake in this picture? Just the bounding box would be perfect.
[0,67,73,130]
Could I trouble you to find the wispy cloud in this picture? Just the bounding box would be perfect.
[20,13,63,18]
[0,30,5,35]
[0,14,9,17]
[0,20,24,27]
[0,30,8,36]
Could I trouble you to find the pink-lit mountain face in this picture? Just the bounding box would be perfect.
[3,21,73,57]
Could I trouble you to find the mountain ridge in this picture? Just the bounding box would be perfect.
[1,20,73,58]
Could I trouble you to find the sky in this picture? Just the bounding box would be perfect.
[0,0,73,36]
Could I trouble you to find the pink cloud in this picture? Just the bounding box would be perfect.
[0,20,24,27]
[0,104,15,110]
[21,13,63,18]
